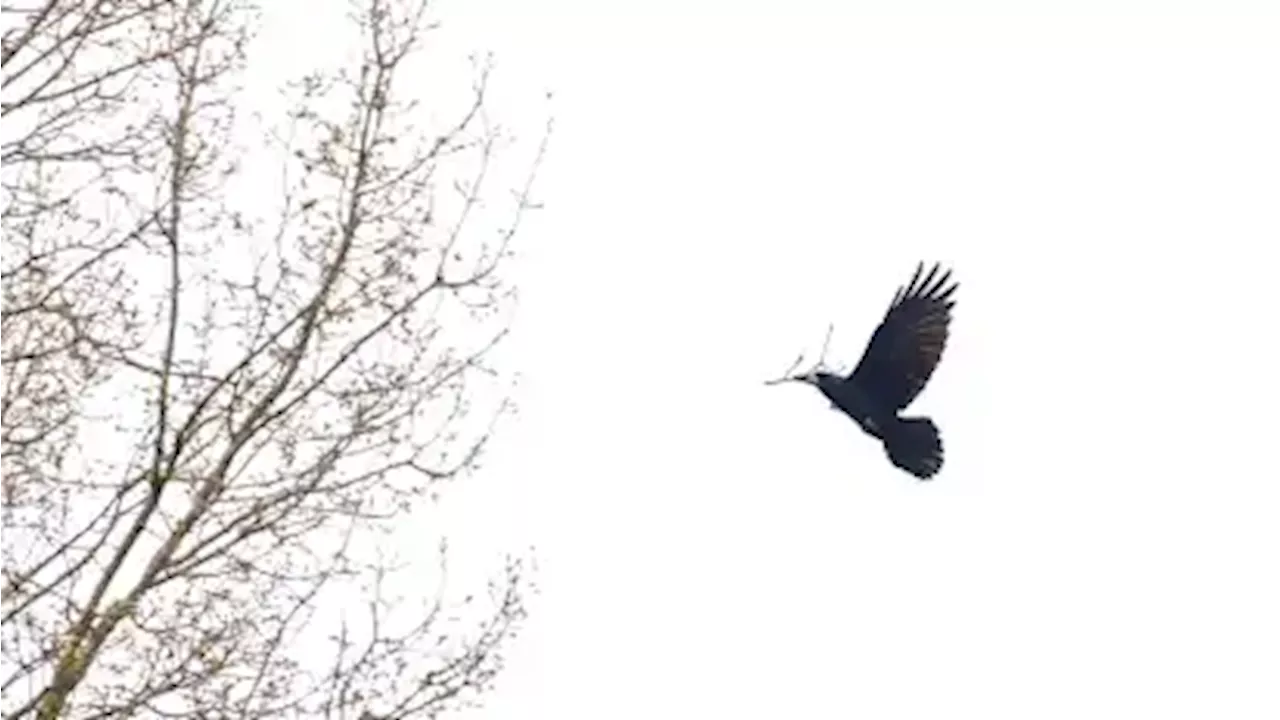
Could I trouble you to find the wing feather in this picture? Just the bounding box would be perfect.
[847,262,958,411]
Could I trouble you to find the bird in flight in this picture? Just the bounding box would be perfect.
[766,262,958,480]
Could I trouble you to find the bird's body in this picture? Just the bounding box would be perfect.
[812,372,888,439]
[770,262,958,480]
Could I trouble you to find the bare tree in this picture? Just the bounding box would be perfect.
[2,0,550,717]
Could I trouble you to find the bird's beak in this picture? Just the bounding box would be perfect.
[764,373,814,387]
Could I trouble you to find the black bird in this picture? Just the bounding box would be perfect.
[767,262,958,480]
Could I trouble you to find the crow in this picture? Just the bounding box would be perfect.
[767,262,958,480]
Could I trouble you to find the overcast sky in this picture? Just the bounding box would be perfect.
[259,2,1280,718]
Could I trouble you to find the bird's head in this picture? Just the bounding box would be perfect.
[793,370,823,386]
[801,370,843,391]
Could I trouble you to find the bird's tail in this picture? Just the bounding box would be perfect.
[883,416,944,480]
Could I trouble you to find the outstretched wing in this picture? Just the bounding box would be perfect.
[847,262,958,412]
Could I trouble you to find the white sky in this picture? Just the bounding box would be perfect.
[260,2,1280,718]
